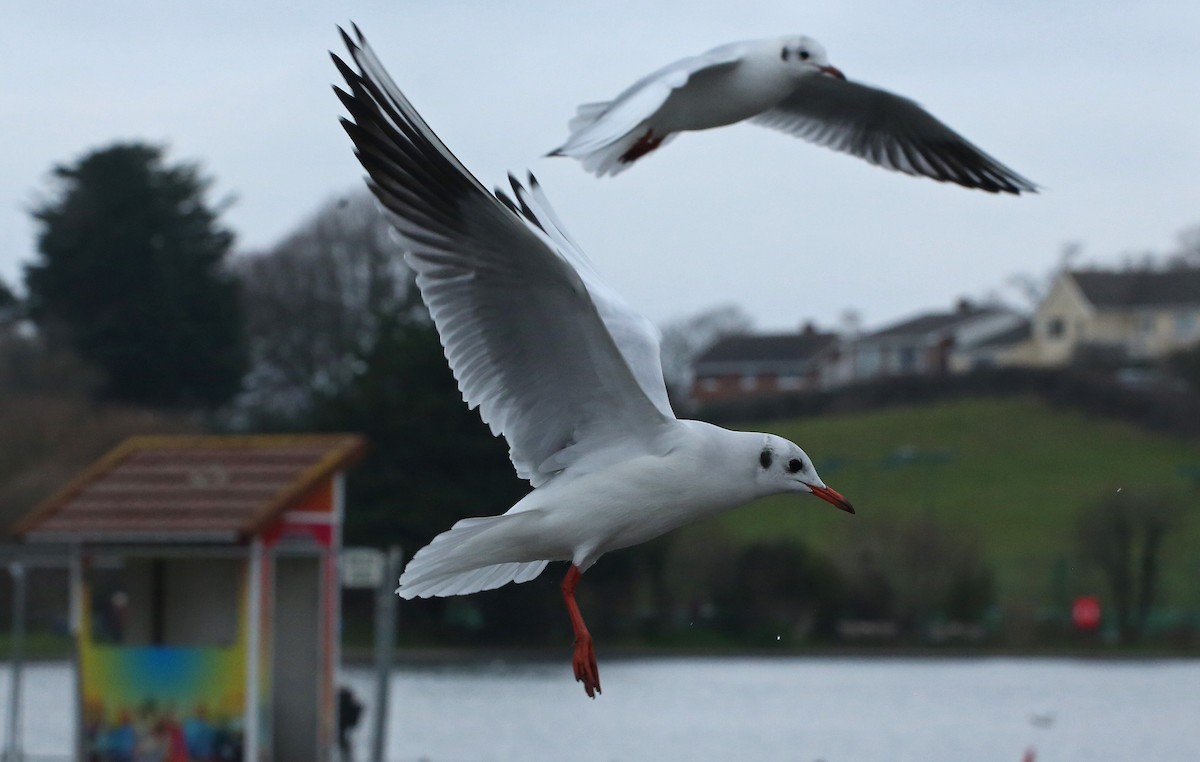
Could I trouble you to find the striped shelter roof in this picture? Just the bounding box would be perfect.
[13,434,364,543]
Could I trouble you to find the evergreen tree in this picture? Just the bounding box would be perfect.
[0,278,16,324]
[307,314,526,550]
[25,142,244,408]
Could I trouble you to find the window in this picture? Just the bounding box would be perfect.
[777,375,804,391]
[699,378,719,392]
[1045,317,1065,339]
[1174,311,1198,340]
[88,557,241,646]
[856,349,881,377]
[898,346,918,371]
[739,375,759,391]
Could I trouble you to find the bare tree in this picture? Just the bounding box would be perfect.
[1165,224,1200,269]
[658,304,753,402]
[0,332,197,528]
[231,190,414,420]
[1005,241,1084,309]
[1077,490,1185,643]
[839,513,994,631]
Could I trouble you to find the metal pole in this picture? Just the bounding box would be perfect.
[70,546,84,762]
[4,562,26,762]
[244,538,264,761]
[369,547,402,762]
[331,474,346,762]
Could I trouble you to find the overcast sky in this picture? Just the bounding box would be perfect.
[4,1,1199,332]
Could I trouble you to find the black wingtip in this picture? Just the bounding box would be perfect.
[337,25,356,53]
[494,188,520,215]
[331,54,359,88]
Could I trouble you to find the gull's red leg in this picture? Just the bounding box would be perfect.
[561,564,600,697]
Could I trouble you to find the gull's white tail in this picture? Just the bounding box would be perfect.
[549,101,676,177]
[396,514,550,599]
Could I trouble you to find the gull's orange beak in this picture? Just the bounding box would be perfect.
[820,65,847,81]
[807,483,855,514]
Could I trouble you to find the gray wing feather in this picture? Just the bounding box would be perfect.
[753,76,1037,194]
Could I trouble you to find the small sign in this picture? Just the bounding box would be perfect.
[340,548,386,588]
[1072,595,1101,631]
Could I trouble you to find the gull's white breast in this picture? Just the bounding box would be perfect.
[511,421,764,568]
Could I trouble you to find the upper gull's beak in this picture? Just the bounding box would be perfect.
[807,483,855,514]
[819,65,847,81]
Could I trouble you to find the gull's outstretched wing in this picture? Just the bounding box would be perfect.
[753,75,1037,194]
[333,25,674,487]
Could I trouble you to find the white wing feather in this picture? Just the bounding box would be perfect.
[333,26,674,487]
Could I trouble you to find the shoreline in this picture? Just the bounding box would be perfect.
[339,643,1200,666]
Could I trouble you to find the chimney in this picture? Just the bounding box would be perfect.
[955,297,973,315]
[800,320,817,336]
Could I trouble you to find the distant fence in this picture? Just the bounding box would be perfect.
[696,367,1200,440]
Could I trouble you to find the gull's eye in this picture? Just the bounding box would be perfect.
[760,450,773,469]
[798,50,810,61]
[787,458,803,473]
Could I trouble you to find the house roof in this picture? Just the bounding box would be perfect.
[865,306,1007,341]
[1069,269,1200,309]
[12,434,365,542]
[694,331,838,375]
[970,321,1032,349]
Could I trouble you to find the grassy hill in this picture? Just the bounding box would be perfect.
[696,396,1200,613]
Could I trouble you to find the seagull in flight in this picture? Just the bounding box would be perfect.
[549,35,1037,193]
[332,25,854,698]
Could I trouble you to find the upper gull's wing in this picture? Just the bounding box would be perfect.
[552,42,747,156]
[332,26,674,487]
[752,75,1037,194]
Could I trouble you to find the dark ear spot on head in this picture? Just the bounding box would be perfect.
[760,450,773,469]
[780,47,788,61]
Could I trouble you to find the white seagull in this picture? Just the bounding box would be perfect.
[550,35,1037,193]
[333,26,854,698]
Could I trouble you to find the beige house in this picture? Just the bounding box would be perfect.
[1020,269,1200,366]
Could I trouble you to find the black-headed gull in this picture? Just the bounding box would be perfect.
[550,35,1037,193]
[333,26,854,698]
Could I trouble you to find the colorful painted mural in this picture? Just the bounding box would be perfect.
[80,584,247,762]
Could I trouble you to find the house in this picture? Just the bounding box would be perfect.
[1024,268,1200,366]
[820,300,1028,387]
[691,324,837,405]
[950,321,1034,371]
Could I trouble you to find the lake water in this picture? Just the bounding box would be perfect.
[2,657,1198,761]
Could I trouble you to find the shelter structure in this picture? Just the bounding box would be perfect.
[11,434,364,762]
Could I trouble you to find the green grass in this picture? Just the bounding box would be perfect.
[697,396,1200,609]
[0,630,75,659]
